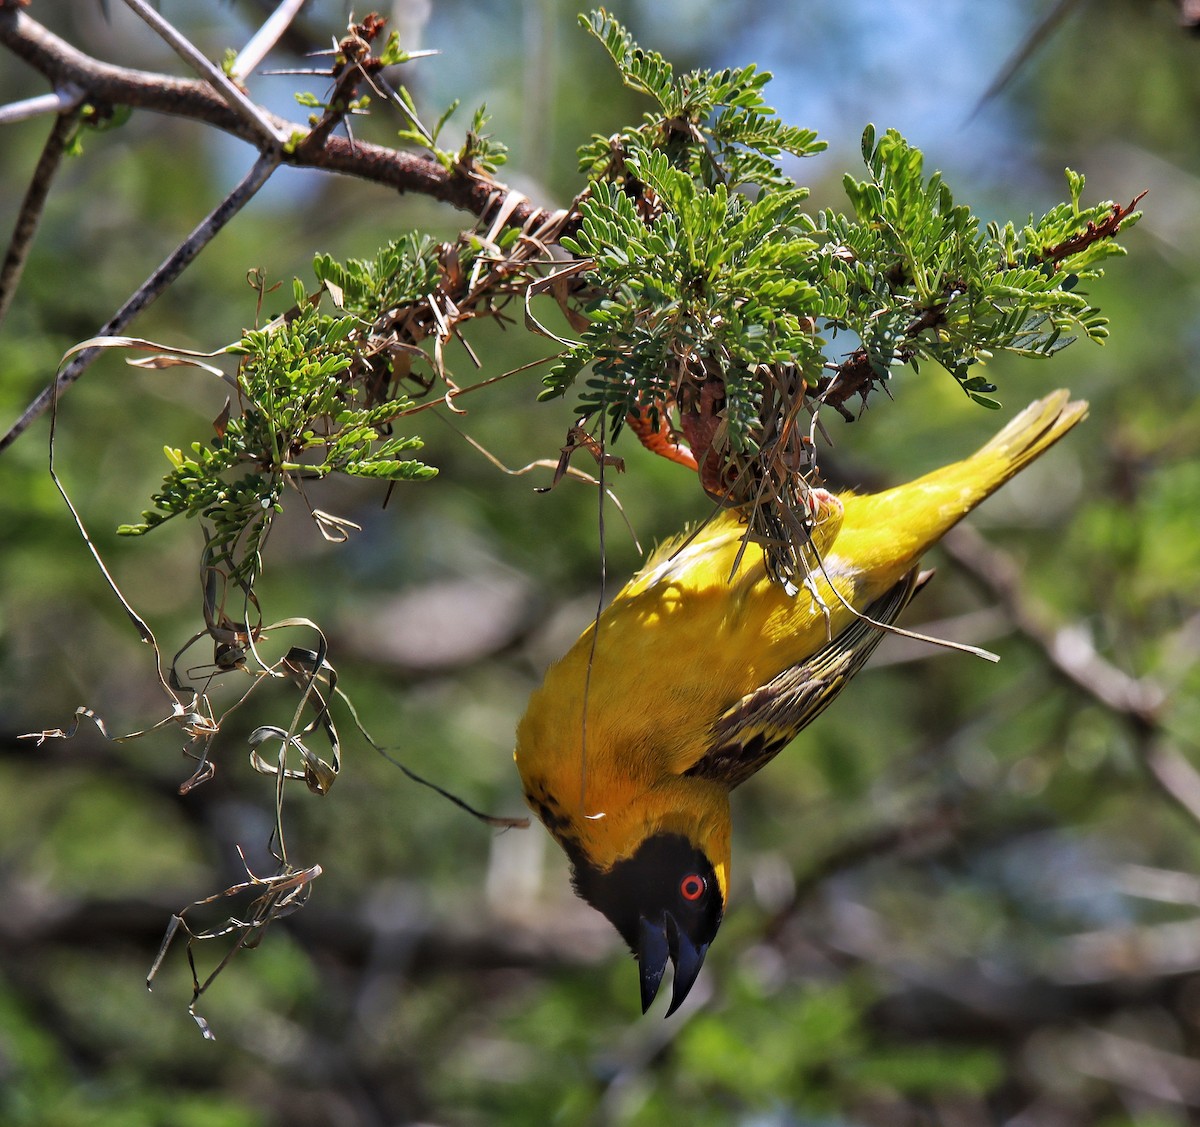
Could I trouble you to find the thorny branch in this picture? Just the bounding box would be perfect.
[1040,192,1147,263]
[0,8,548,223]
[0,5,561,452]
[0,5,560,1023]
[294,11,388,155]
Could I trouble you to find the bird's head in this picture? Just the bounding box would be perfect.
[568,832,725,1016]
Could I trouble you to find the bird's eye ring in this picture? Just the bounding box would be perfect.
[680,874,706,901]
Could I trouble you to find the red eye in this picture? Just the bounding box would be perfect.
[680,874,706,901]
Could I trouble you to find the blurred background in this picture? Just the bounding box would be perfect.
[2,1,1200,1124]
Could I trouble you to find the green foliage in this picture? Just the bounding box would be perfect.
[458,104,510,175]
[551,149,824,451]
[311,233,445,317]
[678,981,868,1102]
[827,126,1137,407]
[844,1043,1004,1096]
[392,83,509,173]
[554,17,1139,433]
[577,8,826,191]
[113,9,1142,592]
[284,28,512,173]
[117,254,438,591]
[64,103,132,157]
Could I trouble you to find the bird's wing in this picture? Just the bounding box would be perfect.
[685,567,930,790]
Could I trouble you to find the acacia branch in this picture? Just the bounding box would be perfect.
[0,5,563,452]
[0,8,551,227]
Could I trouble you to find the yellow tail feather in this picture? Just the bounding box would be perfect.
[830,389,1088,580]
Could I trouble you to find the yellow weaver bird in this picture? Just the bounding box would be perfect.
[515,390,1087,1015]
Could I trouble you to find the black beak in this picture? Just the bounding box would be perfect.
[637,912,709,1017]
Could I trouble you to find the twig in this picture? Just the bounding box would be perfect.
[0,149,281,454]
[0,99,82,328]
[123,0,290,146]
[0,82,82,126]
[238,0,327,60]
[1068,1027,1200,1107]
[814,282,961,418]
[968,0,1084,121]
[231,0,308,80]
[1039,192,1146,264]
[295,13,388,157]
[1142,741,1200,827]
[764,797,969,940]
[940,524,1163,723]
[939,524,1200,829]
[0,9,549,222]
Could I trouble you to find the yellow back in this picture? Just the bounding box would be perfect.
[516,390,1087,843]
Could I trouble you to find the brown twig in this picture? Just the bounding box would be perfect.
[295,14,387,156]
[0,100,81,328]
[813,284,959,418]
[0,9,545,222]
[813,184,1141,417]
[0,149,282,454]
[1040,192,1147,264]
[813,350,876,420]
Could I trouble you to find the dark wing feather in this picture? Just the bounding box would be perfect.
[685,568,931,789]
